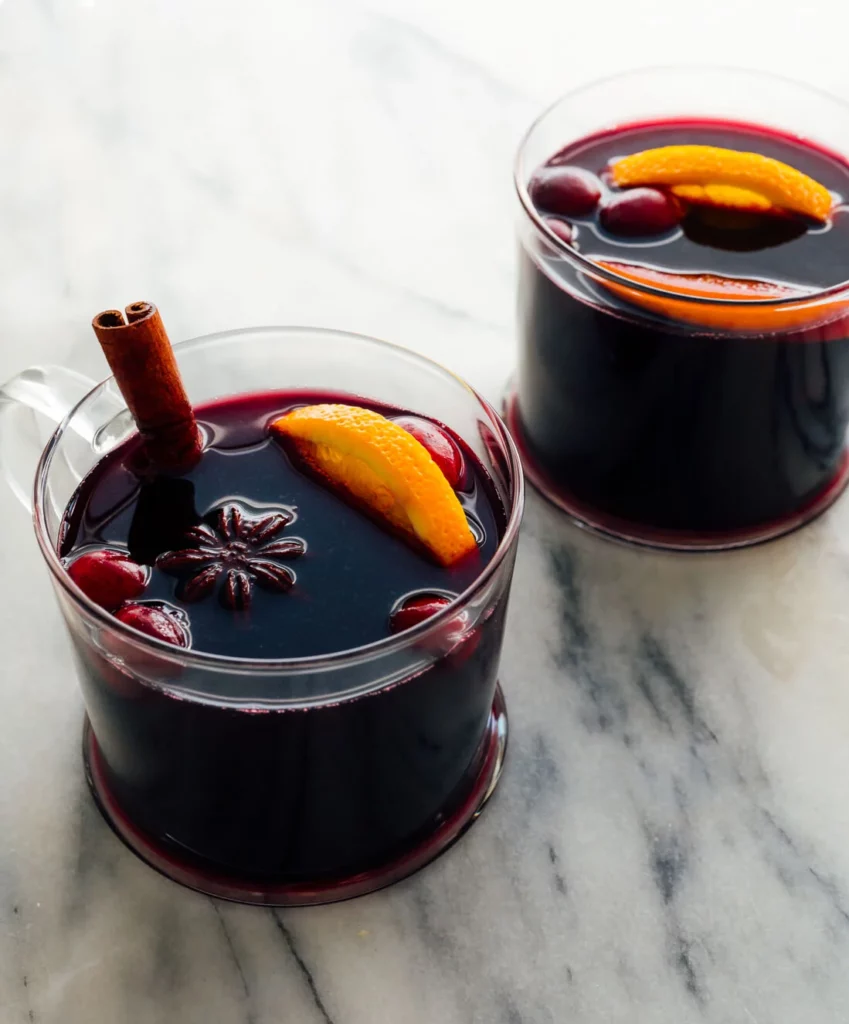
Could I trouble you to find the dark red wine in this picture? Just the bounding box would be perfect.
[515,120,849,539]
[61,390,509,884]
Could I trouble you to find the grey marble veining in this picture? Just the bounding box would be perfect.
[5,0,849,1021]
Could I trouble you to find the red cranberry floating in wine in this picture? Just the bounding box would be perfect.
[530,166,602,218]
[67,549,148,611]
[115,602,190,647]
[389,593,483,668]
[105,601,190,681]
[599,187,682,237]
[445,617,481,668]
[544,218,575,244]
[389,593,453,634]
[393,416,465,489]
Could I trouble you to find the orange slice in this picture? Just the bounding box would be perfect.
[593,259,848,333]
[610,145,832,221]
[670,183,774,214]
[270,404,477,567]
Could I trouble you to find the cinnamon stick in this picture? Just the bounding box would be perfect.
[92,302,202,473]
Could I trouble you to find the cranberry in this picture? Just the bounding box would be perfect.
[530,166,602,218]
[544,217,575,244]
[101,602,188,683]
[394,416,465,489]
[445,621,481,668]
[389,594,452,634]
[114,603,190,647]
[67,549,148,611]
[599,188,682,237]
[389,593,482,666]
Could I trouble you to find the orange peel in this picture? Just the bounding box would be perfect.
[270,404,477,567]
[593,259,848,334]
[611,145,832,221]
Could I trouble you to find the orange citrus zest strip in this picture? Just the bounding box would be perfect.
[270,404,477,567]
[670,183,774,213]
[593,260,848,333]
[611,145,832,221]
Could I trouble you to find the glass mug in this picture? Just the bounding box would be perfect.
[507,68,849,551]
[0,327,524,905]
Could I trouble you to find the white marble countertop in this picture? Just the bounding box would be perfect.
[5,1,849,1021]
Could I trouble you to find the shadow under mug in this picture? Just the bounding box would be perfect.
[0,327,524,905]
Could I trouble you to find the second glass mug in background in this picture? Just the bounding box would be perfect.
[0,328,524,905]
[507,68,849,550]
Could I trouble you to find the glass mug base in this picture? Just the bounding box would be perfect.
[504,390,849,552]
[82,684,508,907]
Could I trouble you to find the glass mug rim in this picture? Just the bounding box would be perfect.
[33,325,525,678]
[514,64,849,310]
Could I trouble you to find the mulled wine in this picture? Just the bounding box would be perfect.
[60,389,509,889]
[512,116,849,545]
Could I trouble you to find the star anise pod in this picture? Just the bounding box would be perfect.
[156,503,305,611]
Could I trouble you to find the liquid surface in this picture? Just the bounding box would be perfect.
[541,119,849,290]
[61,390,503,659]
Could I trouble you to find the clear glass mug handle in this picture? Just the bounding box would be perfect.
[0,365,99,513]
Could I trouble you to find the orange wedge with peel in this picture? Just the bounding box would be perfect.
[593,259,848,334]
[611,145,832,221]
[270,404,477,567]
